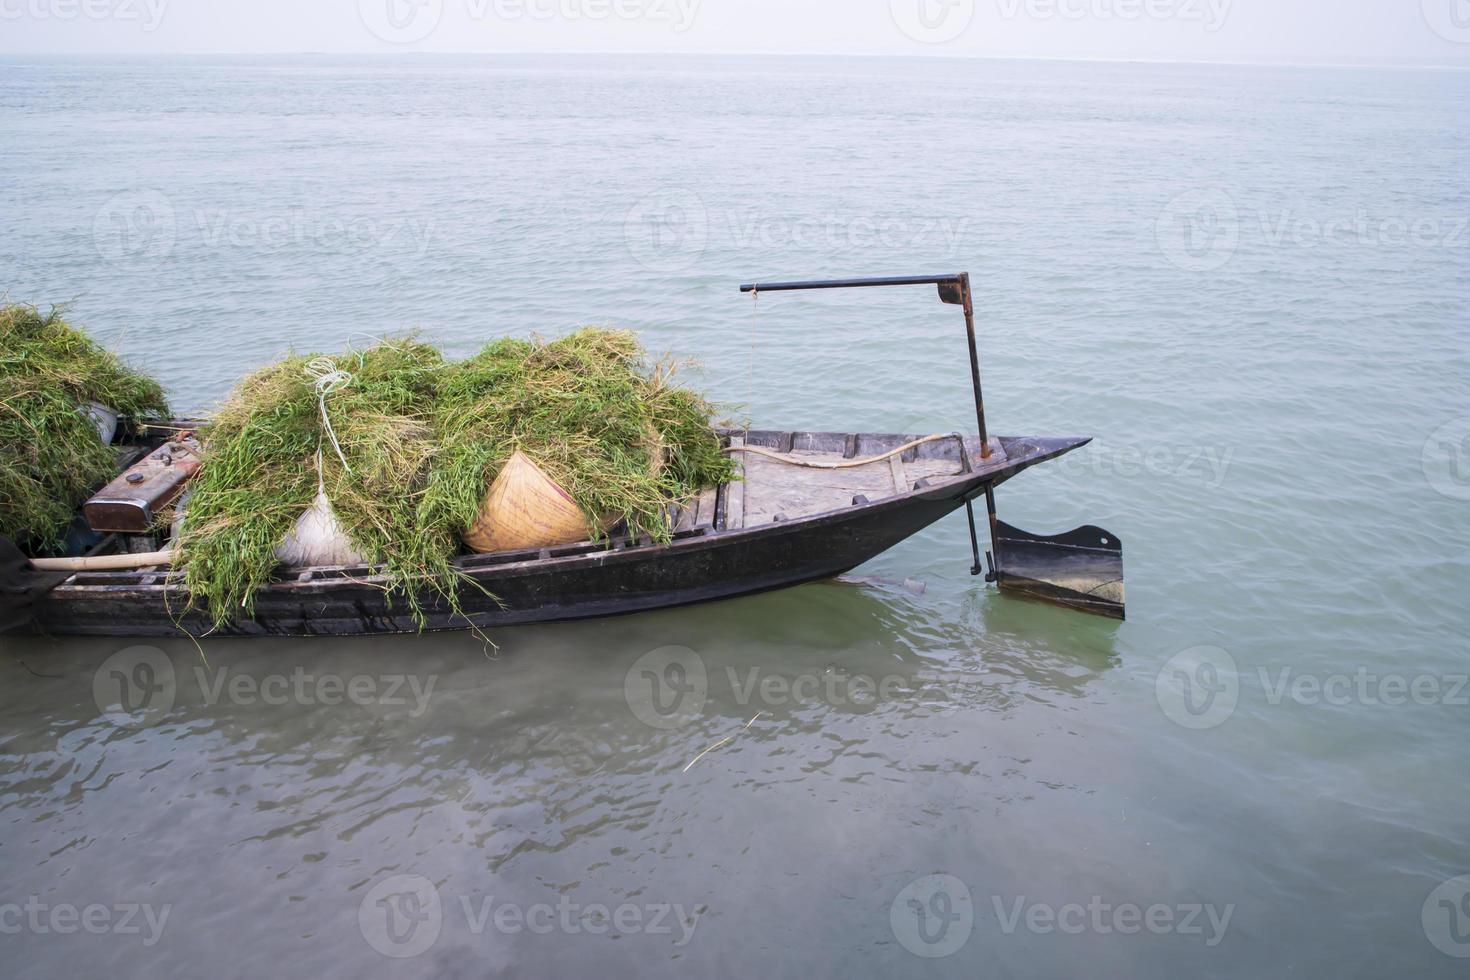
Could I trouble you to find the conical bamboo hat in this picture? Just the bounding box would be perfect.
[463,451,599,554]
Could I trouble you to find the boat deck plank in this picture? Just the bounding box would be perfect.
[724,436,746,530]
[740,449,965,527]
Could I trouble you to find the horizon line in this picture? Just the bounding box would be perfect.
[1,50,1468,71]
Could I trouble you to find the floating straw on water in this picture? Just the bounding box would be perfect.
[683,711,765,773]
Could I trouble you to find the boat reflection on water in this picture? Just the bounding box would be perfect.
[2,576,1122,777]
[0,579,1127,975]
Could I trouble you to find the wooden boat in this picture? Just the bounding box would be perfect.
[0,274,1125,637]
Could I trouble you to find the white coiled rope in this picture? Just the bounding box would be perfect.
[304,356,353,475]
[723,433,955,469]
[277,356,366,569]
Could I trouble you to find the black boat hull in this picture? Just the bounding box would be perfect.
[20,435,1092,638]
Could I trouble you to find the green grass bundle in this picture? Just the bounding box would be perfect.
[0,304,168,550]
[179,327,732,631]
[179,338,457,629]
[423,328,734,546]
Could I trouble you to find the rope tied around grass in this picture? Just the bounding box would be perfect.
[304,355,354,476]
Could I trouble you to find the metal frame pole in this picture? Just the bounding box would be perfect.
[738,273,1001,578]
[957,273,1000,578]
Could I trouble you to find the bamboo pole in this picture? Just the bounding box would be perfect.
[29,548,175,572]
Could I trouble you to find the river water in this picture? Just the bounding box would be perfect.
[1,54,1467,977]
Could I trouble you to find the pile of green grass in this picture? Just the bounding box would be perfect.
[180,327,732,630]
[422,328,735,548]
[179,338,456,629]
[0,304,169,551]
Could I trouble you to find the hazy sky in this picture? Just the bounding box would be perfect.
[1,0,1466,63]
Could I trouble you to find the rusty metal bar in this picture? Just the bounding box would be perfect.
[954,272,990,458]
[739,274,963,292]
[738,273,990,454]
